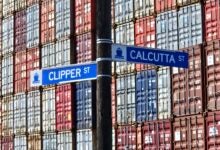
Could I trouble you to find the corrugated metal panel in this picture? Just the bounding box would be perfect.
[14,50,27,93]
[57,132,72,150]
[55,39,70,66]
[77,129,93,150]
[2,54,13,96]
[14,135,27,150]
[134,0,154,18]
[27,4,39,48]
[112,77,116,126]
[15,0,26,12]
[15,10,27,52]
[56,84,72,131]
[28,134,41,149]
[2,96,13,136]
[27,91,41,134]
[156,10,178,50]
[137,126,141,150]
[43,133,57,150]
[0,98,2,137]
[136,70,157,123]
[112,129,115,150]
[177,0,199,7]
[178,3,202,49]
[2,0,14,17]
[76,81,92,129]
[155,0,176,13]
[42,87,56,132]
[27,0,39,6]
[2,15,13,55]
[14,93,26,135]
[206,40,220,111]
[42,43,56,68]
[56,0,70,39]
[116,74,136,125]
[2,136,13,150]
[205,0,220,42]
[0,0,2,18]
[172,45,203,116]
[173,115,205,150]
[41,0,55,44]
[158,67,171,120]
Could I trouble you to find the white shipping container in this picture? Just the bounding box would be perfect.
[2,16,13,55]
[43,133,57,150]
[114,0,133,23]
[134,0,154,18]
[27,91,41,133]
[156,10,178,50]
[57,132,72,150]
[42,43,56,68]
[77,129,92,150]
[2,54,13,96]
[14,135,27,150]
[158,67,171,119]
[56,0,70,39]
[56,39,70,66]
[178,3,202,49]
[2,0,14,17]
[112,129,115,150]
[2,96,13,136]
[42,88,56,132]
[27,4,39,48]
[14,93,26,135]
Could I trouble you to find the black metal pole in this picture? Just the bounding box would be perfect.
[96,0,112,149]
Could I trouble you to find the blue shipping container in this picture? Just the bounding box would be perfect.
[136,70,157,123]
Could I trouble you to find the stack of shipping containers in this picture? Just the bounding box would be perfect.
[0,0,220,149]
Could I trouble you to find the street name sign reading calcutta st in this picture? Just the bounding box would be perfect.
[112,44,189,68]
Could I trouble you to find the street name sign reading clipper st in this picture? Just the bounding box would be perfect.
[30,62,97,87]
[112,44,189,68]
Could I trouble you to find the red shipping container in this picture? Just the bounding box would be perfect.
[75,0,95,35]
[173,115,205,150]
[137,125,142,150]
[56,84,73,131]
[26,47,40,91]
[172,45,204,116]
[2,136,13,150]
[41,0,55,44]
[27,0,39,6]
[205,0,220,42]
[155,0,176,13]
[112,77,116,126]
[15,10,27,52]
[116,125,137,150]
[205,40,220,111]
[14,50,27,93]
[142,120,172,150]
[206,111,220,149]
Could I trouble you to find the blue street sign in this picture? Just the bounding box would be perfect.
[112,44,189,68]
[30,62,97,87]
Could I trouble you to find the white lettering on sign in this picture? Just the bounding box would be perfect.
[129,50,176,64]
[48,68,81,81]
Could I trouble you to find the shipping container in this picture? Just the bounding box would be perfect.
[177,0,199,7]
[205,0,220,42]
[134,0,154,18]
[2,0,14,17]
[136,70,157,123]
[172,45,204,116]
[57,131,72,150]
[158,67,171,119]
[28,134,41,150]
[27,4,39,48]
[0,0,2,18]
[0,98,2,136]
[205,40,220,111]
[112,77,116,126]
[56,84,72,131]
[56,0,70,39]
[173,115,205,150]
[76,129,93,150]
[178,3,202,49]
[2,136,13,150]
[14,93,26,135]
[14,50,27,93]
[155,0,176,13]
[27,91,41,134]
[15,0,26,12]
[75,0,94,35]
[2,15,13,55]
[116,74,136,125]
[2,54,13,96]
[76,81,92,129]
[41,43,55,68]
[14,135,27,150]
[137,125,141,150]
[43,133,57,150]
[116,125,137,150]
[42,87,56,132]
[41,0,55,44]
[15,10,27,52]
[27,0,39,6]
[142,120,172,149]
[2,96,13,136]
[112,129,115,150]
[55,39,70,66]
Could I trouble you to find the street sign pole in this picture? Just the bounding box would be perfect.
[96,0,112,149]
